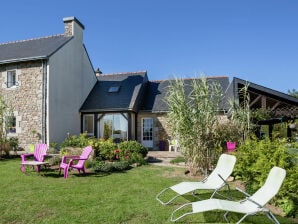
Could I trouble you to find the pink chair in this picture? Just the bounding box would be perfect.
[21,143,48,173]
[59,146,93,178]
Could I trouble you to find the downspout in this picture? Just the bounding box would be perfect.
[41,60,47,144]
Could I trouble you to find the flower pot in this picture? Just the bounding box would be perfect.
[227,142,236,152]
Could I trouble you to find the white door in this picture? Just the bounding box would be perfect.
[142,118,153,148]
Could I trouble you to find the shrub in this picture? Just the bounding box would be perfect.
[60,133,90,148]
[234,138,298,217]
[117,140,148,165]
[97,139,117,161]
[93,160,113,173]
[92,160,130,173]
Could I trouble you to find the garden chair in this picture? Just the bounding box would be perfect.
[156,154,236,205]
[21,143,48,173]
[170,166,286,224]
[168,139,180,152]
[59,146,92,178]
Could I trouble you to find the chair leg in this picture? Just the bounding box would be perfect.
[36,165,41,172]
[64,167,68,178]
[21,164,25,173]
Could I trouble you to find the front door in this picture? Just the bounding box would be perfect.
[142,118,153,148]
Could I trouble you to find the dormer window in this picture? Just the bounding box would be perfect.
[108,86,120,93]
[7,70,17,88]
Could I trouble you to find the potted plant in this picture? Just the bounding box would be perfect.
[226,141,236,152]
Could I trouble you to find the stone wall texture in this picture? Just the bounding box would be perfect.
[0,61,43,150]
[137,112,171,150]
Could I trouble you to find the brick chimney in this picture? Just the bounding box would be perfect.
[63,17,84,41]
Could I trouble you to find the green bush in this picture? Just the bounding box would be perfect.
[117,140,148,165]
[97,139,117,161]
[60,133,90,148]
[234,138,298,217]
[92,160,130,173]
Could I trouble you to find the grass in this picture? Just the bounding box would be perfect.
[0,158,295,224]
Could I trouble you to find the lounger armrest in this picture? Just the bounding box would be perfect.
[218,174,228,184]
[236,187,263,208]
[236,187,251,197]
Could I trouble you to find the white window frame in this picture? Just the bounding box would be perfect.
[6,111,22,136]
[83,114,94,136]
[7,70,17,88]
[1,66,21,89]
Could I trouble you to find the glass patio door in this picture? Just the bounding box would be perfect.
[142,118,153,148]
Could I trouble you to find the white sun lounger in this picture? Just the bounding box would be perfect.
[156,154,236,205]
[171,166,286,224]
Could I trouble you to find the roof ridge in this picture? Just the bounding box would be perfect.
[0,34,65,46]
[151,75,229,83]
[100,70,147,76]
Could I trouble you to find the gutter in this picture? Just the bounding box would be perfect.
[0,56,48,65]
[41,60,48,144]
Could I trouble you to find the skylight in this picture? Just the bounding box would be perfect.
[108,86,120,93]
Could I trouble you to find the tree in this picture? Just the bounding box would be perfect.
[287,88,298,98]
[166,76,223,175]
[0,95,14,155]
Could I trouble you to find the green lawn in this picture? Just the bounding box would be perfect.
[0,158,294,224]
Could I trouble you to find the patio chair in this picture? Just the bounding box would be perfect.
[59,146,92,178]
[21,143,48,173]
[170,166,286,224]
[168,139,180,152]
[156,154,236,205]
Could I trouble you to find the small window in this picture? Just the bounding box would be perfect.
[6,116,16,133]
[108,86,120,93]
[7,70,17,88]
[83,114,94,136]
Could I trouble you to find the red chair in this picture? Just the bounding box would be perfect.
[59,146,93,178]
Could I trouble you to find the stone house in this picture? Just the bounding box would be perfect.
[0,17,97,149]
[1,17,298,151]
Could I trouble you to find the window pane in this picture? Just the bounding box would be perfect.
[7,70,16,88]
[142,118,153,141]
[83,115,94,135]
[99,113,128,142]
[7,116,16,133]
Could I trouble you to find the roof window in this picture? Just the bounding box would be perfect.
[108,86,120,93]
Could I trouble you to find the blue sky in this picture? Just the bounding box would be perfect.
[1,0,298,93]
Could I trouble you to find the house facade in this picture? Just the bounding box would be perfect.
[1,17,298,151]
[0,17,97,149]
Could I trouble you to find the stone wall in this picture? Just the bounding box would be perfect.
[137,112,171,150]
[0,61,43,150]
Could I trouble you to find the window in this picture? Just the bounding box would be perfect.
[98,113,128,142]
[142,118,153,141]
[7,70,17,88]
[108,86,120,93]
[6,116,16,133]
[83,114,94,136]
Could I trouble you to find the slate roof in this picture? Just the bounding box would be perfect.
[80,71,148,112]
[232,77,298,106]
[222,77,298,116]
[0,35,72,64]
[140,76,230,112]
